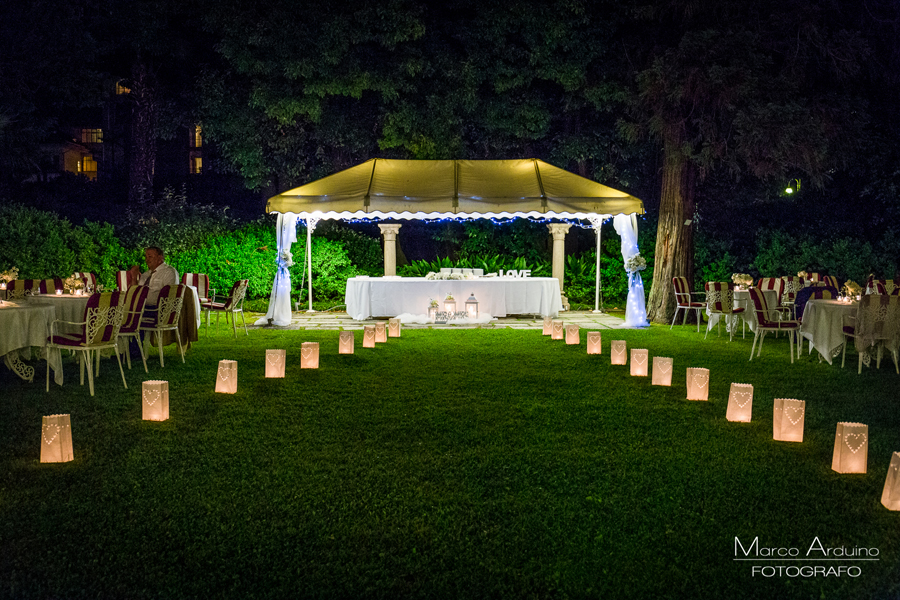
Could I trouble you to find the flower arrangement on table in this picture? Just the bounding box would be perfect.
[278,249,294,267]
[731,273,753,288]
[64,276,85,294]
[797,270,808,279]
[842,280,861,299]
[625,254,647,274]
[425,271,468,280]
[0,267,18,289]
[444,293,455,301]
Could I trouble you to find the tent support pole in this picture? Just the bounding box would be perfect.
[306,217,319,313]
[590,217,605,313]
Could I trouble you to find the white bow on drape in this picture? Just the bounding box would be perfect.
[257,212,298,326]
[613,214,649,328]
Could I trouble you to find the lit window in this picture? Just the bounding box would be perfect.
[81,129,102,144]
[116,81,131,95]
[190,156,202,174]
[191,125,203,148]
[82,156,98,173]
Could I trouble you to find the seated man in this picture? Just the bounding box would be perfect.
[128,246,179,306]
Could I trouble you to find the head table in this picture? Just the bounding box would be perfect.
[345,276,563,320]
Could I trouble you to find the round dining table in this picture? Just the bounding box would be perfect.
[0,299,57,382]
[798,299,858,364]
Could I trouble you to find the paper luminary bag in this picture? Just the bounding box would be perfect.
[630,349,649,376]
[543,317,554,336]
[374,322,387,343]
[586,332,602,355]
[565,324,580,345]
[388,318,401,338]
[40,414,73,463]
[686,368,710,401]
[265,349,286,378]
[652,357,673,386]
[725,383,753,422]
[215,360,238,393]
[611,340,627,365]
[551,320,564,340]
[773,398,805,442]
[142,380,170,421]
[832,422,868,474]
[881,452,900,511]
[363,326,376,348]
[339,331,355,354]
[300,342,319,369]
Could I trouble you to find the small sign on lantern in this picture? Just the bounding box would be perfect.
[773,398,805,442]
[363,326,376,348]
[565,324,580,345]
[339,331,355,354]
[41,414,74,463]
[374,322,387,343]
[388,318,401,337]
[881,452,900,511]
[611,340,627,365]
[216,360,238,394]
[631,349,649,376]
[726,383,753,422]
[551,320,564,340]
[301,342,319,369]
[265,349,286,378]
[543,317,554,336]
[586,331,601,354]
[686,368,710,401]
[142,380,169,421]
[832,422,868,474]
[652,357,672,386]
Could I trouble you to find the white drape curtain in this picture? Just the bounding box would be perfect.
[613,214,649,328]
[256,212,298,326]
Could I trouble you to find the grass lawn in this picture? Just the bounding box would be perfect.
[1,321,899,599]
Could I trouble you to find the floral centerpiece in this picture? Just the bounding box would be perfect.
[797,270,808,279]
[624,254,647,274]
[444,293,455,302]
[426,271,466,281]
[64,276,85,294]
[0,267,18,289]
[731,273,753,288]
[843,280,861,298]
[429,298,439,308]
[279,249,294,267]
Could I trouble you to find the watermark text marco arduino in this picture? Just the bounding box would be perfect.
[735,536,879,558]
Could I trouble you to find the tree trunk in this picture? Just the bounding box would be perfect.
[129,61,157,204]
[646,133,696,323]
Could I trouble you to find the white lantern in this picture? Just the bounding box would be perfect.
[686,367,710,401]
[215,360,238,394]
[300,342,319,369]
[428,306,438,320]
[586,331,602,354]
[543,317,554,336]
[265,349,286,378]
[551,320,564,340]
[652,357,673,386]
[773,398,805,442]
[363,326,376,348]
[40,414,73,463]
[465,294,479,317]
[444,296,456,313]
[832,422,868,474]
[726,383,753,422]
[388,318,401,337]
[339,331,355,354]
[374,322,387,343]
[142,380,169,421]
[611,340,627,365]
[881,452,900,511]
[565,324,580,345]
[630,349,649,376]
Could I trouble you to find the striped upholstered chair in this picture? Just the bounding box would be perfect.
[780,276,805,317]
[704,282,745,341]
[748,287,801,363]
[72,272,98,292]
[116,270,139,292]
[45,291,128,397]
[139,284,186,367]
[6,278,65,298]
[116,285,150,373]
[671,277,705,331]
[181,273,213,304]
[757,277,784,306]
[868,279,899,296]
[202,279,249,337]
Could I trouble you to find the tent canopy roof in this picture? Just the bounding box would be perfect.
[266,158,643,220]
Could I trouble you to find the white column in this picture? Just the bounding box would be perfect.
[547,223,572,303]
[378,224,402,276]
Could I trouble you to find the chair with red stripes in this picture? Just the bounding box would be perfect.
[139,284,186,367]
[670,277,706,332]
[116,285,151,373]
[748,287,801,363]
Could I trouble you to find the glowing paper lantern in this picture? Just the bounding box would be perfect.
[374,323,387,343]
[651,357,672,386]
[551,320,564,340]
[631,349,649,376]
[215,360,238,394]
[586,331,602,355]
[142,380,170,421]
[265,349,286,378]
[881,452,900,511]
[339,331,355,354]
[725,383,754,422]
[40,414,73,463]
[363,326,376,348]
[773,398,805,442]
[832,422,868,474]
[388,318,401,338]
[543,317,554,336]
[565,324,580,345]
[686,368,710,401]
[300,342,319,369]
[611,340,627,365]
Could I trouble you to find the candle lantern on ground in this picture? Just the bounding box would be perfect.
[551,320,564,340]
[543,317,554,336]
[388,318,401,337]
[565,324,580,345]
[832,422,868,474]
[142,380,170,421]
[374,323,387,343]
[300,342,319,369]
[881,452,900,511]
[726,383,753,422]
[652,357,673,385]
[686,368,710,401]
[265,349,286,378]
[215,360,238,393]
[630,349,649,376]
[363,326,376,348]
[443,294,456,313]
[587,332,602,354]
[465,294,479,318]
[611,341,627,365]
[339,331,355,354]
[40,414,73,463]
[773,398,805,442]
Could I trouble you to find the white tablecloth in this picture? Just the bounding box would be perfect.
[27,294,90,334]
[799,299,858,364]
[0,300,60,383]
[706,289,777,335]
[345,277,563,320]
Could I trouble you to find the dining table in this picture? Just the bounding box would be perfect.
[0,299,59,383]
[799,298,858,364]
